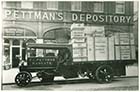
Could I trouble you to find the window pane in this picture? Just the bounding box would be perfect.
[94,2,104,12]
[33,2,47,9]
[13,39,20,45]
[21,1,33,9]
[43,31,55,40]
[6,1,21,8]
[116,2,125,13]
[71,2,81,11]
[4,39,9,43]
[47,1,58,10]
[25,30,36,36]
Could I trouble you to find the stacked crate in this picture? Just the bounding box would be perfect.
[114,32,136,60]
[70,24,87,62]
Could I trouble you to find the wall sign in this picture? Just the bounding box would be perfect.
[4,9,132,25]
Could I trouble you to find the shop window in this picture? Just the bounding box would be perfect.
[46,1,58,10]
[4,39,10,50]
[13,39,20,45]
[43,31,55,40]
[116,2,125,14]
[94,2,104,13]
[3,47,10,65]
[33,2,47,9]
[71,2,81,11]
[25,30,36,36]
[6,1,21,8]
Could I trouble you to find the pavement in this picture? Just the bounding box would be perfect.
[2,63,138,84]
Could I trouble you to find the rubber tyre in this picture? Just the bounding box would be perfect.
[15,71,32,87]
[95,65,114,83]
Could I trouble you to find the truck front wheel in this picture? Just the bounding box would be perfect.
[95,65,114,83]
[15,71,32,87]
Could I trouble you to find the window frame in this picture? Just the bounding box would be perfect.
[115,2,125,14]
[33,2,47,9]
[21,1,33,9]
[46,1,58,10]
[94,2,104,13]
[6,1,21,8]
[71,2,81,11]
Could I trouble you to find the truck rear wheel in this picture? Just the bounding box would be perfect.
[15,71,32,87]
[95,65,114,83]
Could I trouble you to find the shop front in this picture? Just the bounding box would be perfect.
[3,27,36,68]
[3,8,133,69]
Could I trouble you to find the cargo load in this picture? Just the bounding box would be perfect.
[70,24,136,62]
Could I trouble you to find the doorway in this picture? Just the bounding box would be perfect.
[12,48,20,68]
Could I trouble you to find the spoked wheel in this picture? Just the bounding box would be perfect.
[95,65,114,83]
[15,71,32,87]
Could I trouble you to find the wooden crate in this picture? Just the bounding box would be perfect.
[95,37,108,60]
[120,46,130,60]
[73,57,88,62]
[131,46,136,59]
[71,31,85,38]
[71,23,84,30]
[72,42,87,48]
[73,48,87,57]
[87,36,95,61]
[71,37,86,43]
[109,36,115,60]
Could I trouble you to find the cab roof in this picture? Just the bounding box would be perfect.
[27,43,72,49]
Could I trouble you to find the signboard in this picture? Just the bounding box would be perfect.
[3,9,132,25]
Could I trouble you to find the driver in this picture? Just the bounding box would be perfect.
[58,48,71,64]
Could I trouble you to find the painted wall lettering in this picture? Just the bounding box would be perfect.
[4,9,132,24]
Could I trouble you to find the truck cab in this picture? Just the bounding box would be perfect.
[15,43,73,87]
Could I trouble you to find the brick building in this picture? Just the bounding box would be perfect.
[2,1,134,68]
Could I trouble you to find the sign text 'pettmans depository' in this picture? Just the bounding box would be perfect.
[3,9,133,25]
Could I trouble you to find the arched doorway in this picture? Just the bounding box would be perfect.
[3,27,36,68]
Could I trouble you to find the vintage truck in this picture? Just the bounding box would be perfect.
[15,24,136,87]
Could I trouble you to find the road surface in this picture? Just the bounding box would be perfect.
[2,77,138,91]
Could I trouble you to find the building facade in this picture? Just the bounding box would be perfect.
[2,1,134,68]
